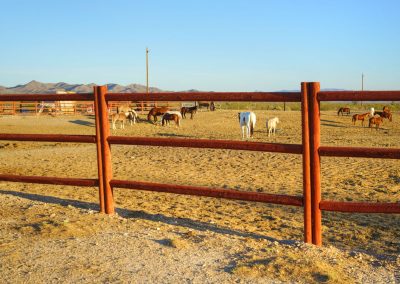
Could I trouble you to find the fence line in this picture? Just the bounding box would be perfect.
[0,83,399,247]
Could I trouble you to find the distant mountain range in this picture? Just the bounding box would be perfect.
[0,80,348,94]
[0,80,165,94]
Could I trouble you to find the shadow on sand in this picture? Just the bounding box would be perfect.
[156,133,194,138]
[0,189,285,244]
[69,120,95,127]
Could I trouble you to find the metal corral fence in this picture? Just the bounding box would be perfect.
[0,100,183,115]
[0,82,399,246]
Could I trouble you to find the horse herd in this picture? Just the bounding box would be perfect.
[109,104,394,139]
[110,105,200,130]
[338,106,393,130]
[110,104,280,139]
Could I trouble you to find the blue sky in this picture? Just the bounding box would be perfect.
[1,0,399,91]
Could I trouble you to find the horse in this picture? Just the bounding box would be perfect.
[238,112,256,139]
[383,106,390,113]
[162,113,181,127]
[369,116,384,130]
[111,113,128,129]
[117,105,139,124]
[266,117,280,137]
[117,104,131,114]
[197,101,210,110]
[147,107,169,123]
[370,107,375,117]
[161,111,182,125]
[181,105,198,119]
[352,113,370,127]
[375,111,393,122]
[210,101,216,111]
[337,107,350,116]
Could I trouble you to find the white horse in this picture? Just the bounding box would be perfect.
[127,110,139,125]
[370,107,375,117]
[266,117,280,137]
[238,112,256,139]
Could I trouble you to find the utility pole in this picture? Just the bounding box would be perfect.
[146,47,149,95]
[361,73,364,107]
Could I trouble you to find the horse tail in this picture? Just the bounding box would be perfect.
[338,108,341,116]
[147,111,152,121]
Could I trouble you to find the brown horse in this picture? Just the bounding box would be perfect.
[181,105,197,119]
[352,113,370,127]
[111,113,128,129]
[197,101,210,110]
[162,113,181,127]
[383,106,390,113]
[375,110,393,122]
[369,116,384,130]
[147,107,169,122]
[338,107,350,116]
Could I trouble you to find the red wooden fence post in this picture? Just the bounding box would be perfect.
[308,82,322,245]
[95,85,115,214]
[301,82,312,243]
[93,87,105,213]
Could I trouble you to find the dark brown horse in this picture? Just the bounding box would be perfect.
[147,107,169,122]
[162,113,181,127]
[181,105,197,119]
[352,113,370,127]
[369,116,384,130]
[375,111,393,122]
[338,107,350,116]
[197,101,210,110]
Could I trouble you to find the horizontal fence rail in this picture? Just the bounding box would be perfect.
[108,136,303,154]
[0,174,98,187]
[106,91,302,102]
[318,91,400,101]
[319,146,400,159]
[110,180,304,206]
[320,200,400,214]
[0,134,96,143]
[0,93,94,102]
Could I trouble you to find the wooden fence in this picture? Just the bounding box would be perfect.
[0,82,399,246]
[0,100,182,115]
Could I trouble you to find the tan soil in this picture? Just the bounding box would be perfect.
[0,109,399,283]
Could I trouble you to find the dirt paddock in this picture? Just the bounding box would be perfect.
[0,109,399,283]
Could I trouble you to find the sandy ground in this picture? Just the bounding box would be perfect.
[0,109,399,283]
